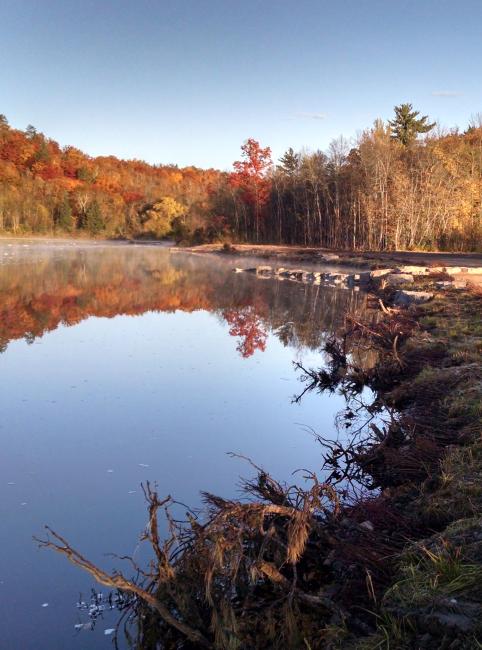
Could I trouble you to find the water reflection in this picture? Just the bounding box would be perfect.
[0,242,369,650]
[223,306,267,357]
[0,243,366,355]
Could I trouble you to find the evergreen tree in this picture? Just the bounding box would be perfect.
[77,166,95,183]
[278,147,300,175]
[34,140,50,163]
[389,103,435,145]
[25,124,37,139]
[85,200,104,234]
[0,114,8,142]
[55,195,73,231]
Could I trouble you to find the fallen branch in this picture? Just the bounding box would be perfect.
[35,526,212,648]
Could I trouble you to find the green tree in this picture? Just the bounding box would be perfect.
[55,195,73,231]
[34,140,50,163]
[85,199,104,234]
[77,166,96,183]
[278,147,300,175]
[389,103,435,146]
[0,114,8,143]
[25,124,37,139]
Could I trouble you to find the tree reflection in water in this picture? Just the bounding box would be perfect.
[0,244,368,358]
[223,305,267,357]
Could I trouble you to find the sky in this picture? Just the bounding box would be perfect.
[1,0,481,169]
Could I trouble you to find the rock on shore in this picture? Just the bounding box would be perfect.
[232,264,477,294]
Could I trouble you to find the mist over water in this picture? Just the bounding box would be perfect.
[0,241,368,649]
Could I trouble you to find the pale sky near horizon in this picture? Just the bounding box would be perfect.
[1,0,481,169]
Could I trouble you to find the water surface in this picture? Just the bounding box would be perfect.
[0,241,367,649]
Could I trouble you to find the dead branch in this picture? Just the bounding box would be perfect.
[35,527,212,648]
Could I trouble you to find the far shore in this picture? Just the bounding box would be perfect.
[0,234,173,246]
[176,242,482,268]
[2,235,481,282]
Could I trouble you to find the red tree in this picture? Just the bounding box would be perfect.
[230,139,272,242]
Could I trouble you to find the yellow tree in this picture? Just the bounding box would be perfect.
[141,197,186,238]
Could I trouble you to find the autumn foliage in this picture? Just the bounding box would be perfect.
[223,305,268,357]
[0,246,366,355]
[0,109,481,250]
[0,114,221,238]
[230,138,272,242]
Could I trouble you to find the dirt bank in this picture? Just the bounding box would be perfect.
[176,243,482,267]
[178,243,482,286]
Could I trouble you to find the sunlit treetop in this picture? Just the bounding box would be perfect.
[389,103,436,146]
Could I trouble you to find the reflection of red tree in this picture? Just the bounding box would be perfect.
[223,306,268,358]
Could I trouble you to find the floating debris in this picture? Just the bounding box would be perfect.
[74,622,92,631]
[74,589,136,631]
[41,603,49,608]
[138,463,149,468]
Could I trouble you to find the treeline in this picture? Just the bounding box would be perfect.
[220,106,482,251]
[0,114,221,239]
[265,120,482,251]
[1,107,481,250]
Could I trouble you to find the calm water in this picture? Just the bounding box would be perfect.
[0,241,367,649]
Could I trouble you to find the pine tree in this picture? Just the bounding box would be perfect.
[279,148,300,175]
[85,200,104,234]
[25,124,37,139]
[55,195,73,231]
[34,140,50,163]
[389,103,435,145]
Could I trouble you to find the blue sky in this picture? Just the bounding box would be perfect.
[1,0,481,169]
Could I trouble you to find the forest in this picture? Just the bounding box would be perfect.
[0,105,481,251]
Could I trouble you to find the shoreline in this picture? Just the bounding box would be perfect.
[351,280,482,647]
[1,235,481,264]
[176,243,482,288]
[177,241,482,271]
[41,276,482,648]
